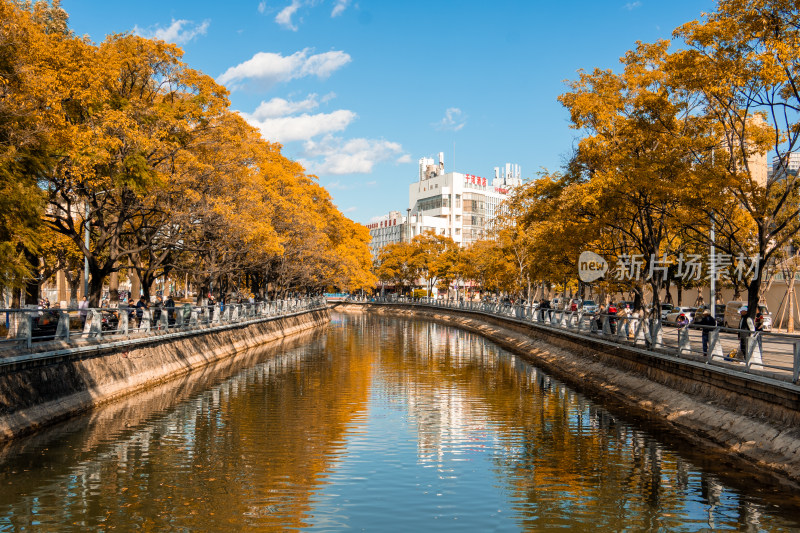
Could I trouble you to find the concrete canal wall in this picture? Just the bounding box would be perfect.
[335,303,800,485]
[0,308,330,442]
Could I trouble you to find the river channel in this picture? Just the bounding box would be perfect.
[1,312,800,531]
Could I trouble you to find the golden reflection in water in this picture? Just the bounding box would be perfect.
[0,313,797,531]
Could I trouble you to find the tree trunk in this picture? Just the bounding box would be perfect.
[109,271,119,303]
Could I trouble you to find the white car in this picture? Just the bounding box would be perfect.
[664,307,697,325]
[581,300,599,314]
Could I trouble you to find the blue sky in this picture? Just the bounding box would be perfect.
[62,0,715,225]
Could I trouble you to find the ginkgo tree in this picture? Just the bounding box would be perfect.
[671,0,800,320]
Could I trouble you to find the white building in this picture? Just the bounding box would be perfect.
[769,152,800,180]
[367,152,522,258]
[366,210,448,259]
[408,152,521,246]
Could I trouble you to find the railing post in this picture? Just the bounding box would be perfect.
[23,312,32,349]
[634,317,646,346]
[745,333,763,371]
[120,309,130,334]
[651,319,663,349]
[793,341,800,384]
[678,326,691,355]
[140,309,152,333]
[708,328,722,362]
[56,310,70,341]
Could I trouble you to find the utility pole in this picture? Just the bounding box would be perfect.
[710,212,716,317]
[83,202,90,300]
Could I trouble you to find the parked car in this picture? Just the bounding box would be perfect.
[724,301,771,330]
[581,300,599,314]
[664,307,697,325]
[658,303,674,320]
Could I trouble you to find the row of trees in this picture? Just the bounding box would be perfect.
[0,1,375,306]
[375,0,800,321]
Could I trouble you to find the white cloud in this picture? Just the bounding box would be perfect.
[276,0,302,30]
[217,48,351,89]
[331,0,350,17]
[242,110,356,143]
[343,207,357,213]
[300,136,408,175]
[624,1,641,10]
[133,19,210,45]
[249,95,320,119]
[258,2,267,14]
[434,107,466,131]
[396,154,412,164]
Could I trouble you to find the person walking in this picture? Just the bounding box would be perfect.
[696,308,717,356]
[737,305,754,359]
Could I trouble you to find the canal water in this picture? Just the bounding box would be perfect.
[1,312,800,531]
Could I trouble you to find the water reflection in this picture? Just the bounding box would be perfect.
[0,313,798,531]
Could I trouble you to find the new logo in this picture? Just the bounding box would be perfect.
[578,251,608,283]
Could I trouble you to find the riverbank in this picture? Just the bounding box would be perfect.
[0,308,330,442]
[335,302,800,486]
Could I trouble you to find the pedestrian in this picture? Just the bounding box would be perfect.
[594,304,606,333]
[696,308,717,356]
[676,313,689,328]
[152,296,163,327]
[165,294,176,326]
[135,296,147,328]
[737,305,754,359]
[78,296,89,326]
[607,303,618,334]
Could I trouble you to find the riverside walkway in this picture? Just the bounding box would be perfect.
[0,297,326,363]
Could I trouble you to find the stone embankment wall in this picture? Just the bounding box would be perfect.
[336,303,800,486]
[0,308,330,442]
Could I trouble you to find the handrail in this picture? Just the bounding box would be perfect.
[0,297,327,357]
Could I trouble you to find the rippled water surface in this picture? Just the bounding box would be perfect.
[2,312,800,531]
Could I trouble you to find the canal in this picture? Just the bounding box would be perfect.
[1,312,799,531]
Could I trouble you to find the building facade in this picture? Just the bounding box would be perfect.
[408,153,520,246]
[367,152,522,258]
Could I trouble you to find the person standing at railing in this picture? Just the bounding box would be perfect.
[135,296,148,328]
[78,296,89,326]
[607,303,618,334]
[152,296,163,328]
[696,308,716,356]
[738,306,754,358]
[165,295,175,326]
[619,305,632,339]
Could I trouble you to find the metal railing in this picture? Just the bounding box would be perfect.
[0,297,327,356]
[349,295,800,384]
